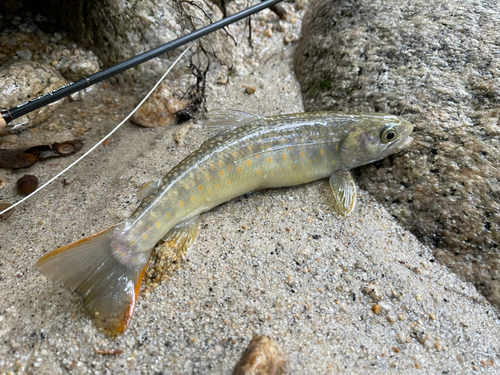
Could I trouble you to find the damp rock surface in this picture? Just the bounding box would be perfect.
[0,12,102,82]
[0,12,103,132]
[23,0,233,85]
[0,60,67,132]
[295,0,500,307]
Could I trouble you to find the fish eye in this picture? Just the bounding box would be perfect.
[381,127,397,143]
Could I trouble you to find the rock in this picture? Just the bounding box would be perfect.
[178,0,232,68]
[27,0,233,85]
[0,203,14,220]
[0,61,67,133]
[232,336,286,375]
[295,0,500,307]
[0,33,41,63]
[0,13,101,83]
[131,82,186,128]
[57,48,100,81]
[2,0,23,13]
[16,174,38,195]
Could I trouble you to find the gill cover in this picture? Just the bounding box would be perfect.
[339,113,413,168]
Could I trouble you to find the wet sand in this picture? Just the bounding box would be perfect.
[1,4,500,373]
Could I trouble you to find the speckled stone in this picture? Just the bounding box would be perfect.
[0,32,41,63]
[57,50,100,81]
[27,0,232,85]
[232,336,286,375]
[295,0,500,307]
[131,82,186,128]
[0,13,102,80]
[0,60,67,132]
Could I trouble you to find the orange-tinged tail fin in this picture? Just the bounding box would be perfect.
[36,225,148,336]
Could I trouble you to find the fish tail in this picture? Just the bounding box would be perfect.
[36,224,148,336]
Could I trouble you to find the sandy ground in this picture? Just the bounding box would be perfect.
[1,3,500,374]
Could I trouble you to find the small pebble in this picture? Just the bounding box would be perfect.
[339,302,347,312]
[243,85,257,94]
[429,313,436,320]
[424,339,434,349]
[364,283,381,301]
[379,302,392,311]
[218,75,228,85]
[264,28,273,38]
[0,203,14,220]
[232,336,285,375]
[396,331,409,344]
[371,304,382,314]
[284,33,297,44]
[387,315,397,323]
[17,175,39,195]
[56,141,79,155]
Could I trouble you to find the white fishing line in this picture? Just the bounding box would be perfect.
[0,44,193,217]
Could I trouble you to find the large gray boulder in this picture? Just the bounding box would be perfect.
[23,0,232,85]
[295,0,500,307]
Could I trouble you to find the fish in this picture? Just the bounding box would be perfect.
[36,110,413,335]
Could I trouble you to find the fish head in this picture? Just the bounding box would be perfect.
[339,113,413,169]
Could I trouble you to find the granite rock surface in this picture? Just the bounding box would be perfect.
[0,12,102,133]
[295,0,500,307]
[22,0,233,85]
[0,61,67,132]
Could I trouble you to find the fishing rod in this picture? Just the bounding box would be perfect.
[0,0,285,131]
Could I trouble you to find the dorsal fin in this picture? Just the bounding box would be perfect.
[206,109,262,136]
[138,178,162,201]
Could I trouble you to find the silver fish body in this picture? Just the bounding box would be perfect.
[37,110,413,335]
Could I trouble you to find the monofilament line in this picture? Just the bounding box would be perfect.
[0,44,193,217]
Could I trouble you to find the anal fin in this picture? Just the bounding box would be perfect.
[145,216,200,286]
[329,170,357,216]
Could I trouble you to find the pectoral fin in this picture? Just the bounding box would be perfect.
[329,170,356,216]
[138,179,162,201]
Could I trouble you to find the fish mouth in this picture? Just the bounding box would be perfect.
[393,136,413,154]
[374,136,413,162]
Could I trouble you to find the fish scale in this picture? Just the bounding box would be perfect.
[36,110,413,335]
